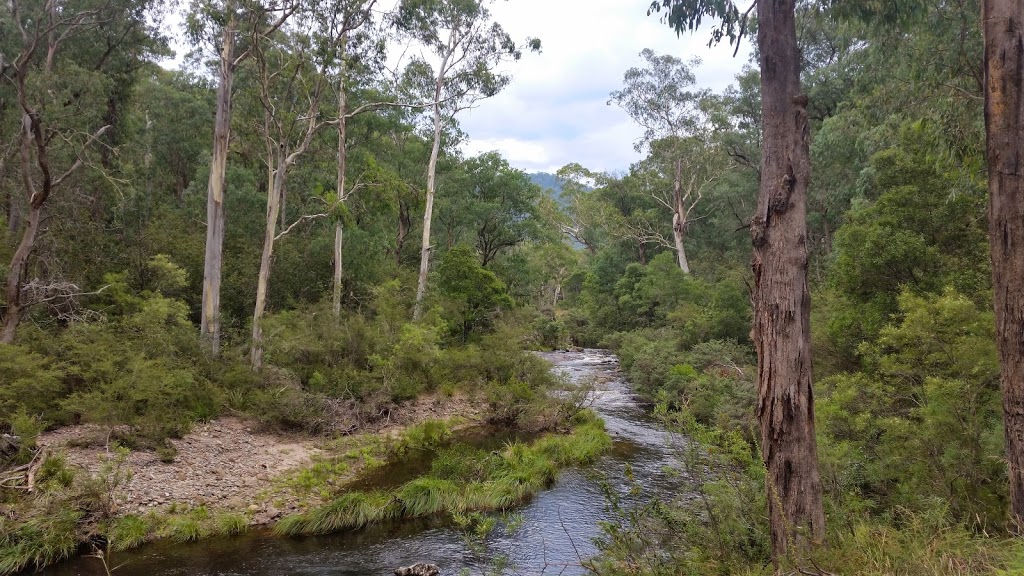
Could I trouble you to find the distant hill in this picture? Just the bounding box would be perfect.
[529,172,567,207]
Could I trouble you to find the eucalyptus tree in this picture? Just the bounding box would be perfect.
[982,0,1024,530]
[0,0,163,343]
[650,0,825,561]
[187,0,295,355]
[246,9,333,371]
[320,0,385,316]
[630,135,727,272]
[552,164,600,255]
[396,0,538,319]
[609,48,714,273]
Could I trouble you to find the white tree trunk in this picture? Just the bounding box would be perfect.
[333,37,347,317]
[200,13,237,356]
[251,156,286,370]
[333,222,343,315]
[672,158,690,273]
[413,49,451,320]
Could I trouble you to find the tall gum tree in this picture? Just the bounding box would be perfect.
[325,0,379,317]
[246,13,329,371]
[650,0,825,562]
[187,0,295,355]
[326,0,431,316]
[395,0,537,320]
[609,48,717,273]
[982,0,1024,530]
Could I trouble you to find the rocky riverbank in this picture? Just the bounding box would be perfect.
[36,393,487,525]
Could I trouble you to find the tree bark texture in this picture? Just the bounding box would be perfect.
[751,0,825,560]
[983,0,1024,531]
[200,14,237,356]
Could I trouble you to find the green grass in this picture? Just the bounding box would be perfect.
[276,415,611,536]
[108,515,150,552]
[274,491,398,535]
[0,508,82,575]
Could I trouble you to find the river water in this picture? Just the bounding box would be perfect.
[45,350,683,576]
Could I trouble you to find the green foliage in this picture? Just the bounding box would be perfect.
[0,508,82,575]
[825,141,989,365]
[0,346,66,429]
[390,419,453,456]
[817,288,1004,527]
[592,406,768,575]
[108,515,150,552]
[276,417,610,536]
[436,245,514,342]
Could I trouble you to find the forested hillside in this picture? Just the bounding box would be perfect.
[3,0,1024,574]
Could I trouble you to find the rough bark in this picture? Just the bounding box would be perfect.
[2,189,42,343]
[413,48,451,320]
[750,0,825,560]
[983,0,1024,530]
[200,13,237,356]
[396,200,411,265]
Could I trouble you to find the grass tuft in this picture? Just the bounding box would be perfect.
[108,515,150,552]
[277,414,611,536]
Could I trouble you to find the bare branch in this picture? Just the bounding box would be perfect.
[275,212,328,241]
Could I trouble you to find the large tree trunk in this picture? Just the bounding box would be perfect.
[750,0,825,561]
[672,158,690,273]
[250,155,285,371]
[200,13,237,356]
[333,37,348,318]
[413,52,450,320]
[983,0,1024,530]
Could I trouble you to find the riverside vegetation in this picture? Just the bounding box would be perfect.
[5,0,1024,575]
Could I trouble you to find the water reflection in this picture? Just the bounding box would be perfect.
[44,350,681,576]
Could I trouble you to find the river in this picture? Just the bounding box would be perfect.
[44,349,684,576]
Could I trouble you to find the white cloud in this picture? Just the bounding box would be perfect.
[456,0,753,174]
[161,0,753,175]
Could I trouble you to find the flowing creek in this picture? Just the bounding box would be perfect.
[46,349,685,575]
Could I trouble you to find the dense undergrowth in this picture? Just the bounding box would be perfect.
[0,252,579,574]
[552,139,1024,572]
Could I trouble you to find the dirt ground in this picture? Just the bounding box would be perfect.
[36,393,488,524]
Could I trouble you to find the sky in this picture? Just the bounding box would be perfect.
[456,1,753,175]
[163,1,753,176]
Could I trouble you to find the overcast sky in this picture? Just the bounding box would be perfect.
[457,1,753,174]
[165,1,753,176]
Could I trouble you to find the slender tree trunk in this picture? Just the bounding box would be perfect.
[251,153,285,371]
[671,158,691,273]
[2,190,41,343]
[413,51,450,320]
[983,0,1024,531]
[200,13,237,356]
[396,202,410,265]
[279,181,286,231]
[5,185,17,237]
[750,0,825,561]
[333,35,348,317]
